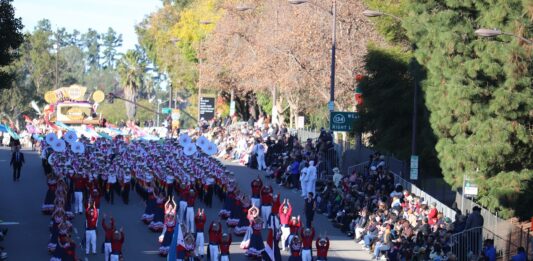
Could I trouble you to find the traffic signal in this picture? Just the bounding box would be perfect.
[355,74,364,106]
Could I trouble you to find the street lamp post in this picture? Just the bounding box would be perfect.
[288,0,337,111]
[475,28,532,45]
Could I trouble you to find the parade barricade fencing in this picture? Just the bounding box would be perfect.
[389,170,457,222]
[450,226,524,261]
[346,161,368,176]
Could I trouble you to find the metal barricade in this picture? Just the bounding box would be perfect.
[346,161,369,176]
[450,226,484,260]
[390,170,457,222]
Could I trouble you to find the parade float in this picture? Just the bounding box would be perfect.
[43,85,105,125]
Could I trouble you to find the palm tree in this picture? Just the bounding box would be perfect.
[117,49,146,120]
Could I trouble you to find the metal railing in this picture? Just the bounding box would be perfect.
[390,170,457,222]
[450,226,526,261]
[346,161,368,176]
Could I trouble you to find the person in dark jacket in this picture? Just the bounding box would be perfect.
[465,206,484,229]
[10,146,25,181]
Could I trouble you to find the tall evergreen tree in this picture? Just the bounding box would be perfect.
[404,0,533,218]
[82,28,101,71]
[101,27,122,69]
[0,0,23,89]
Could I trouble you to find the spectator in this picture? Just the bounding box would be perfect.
[511,246,527,261]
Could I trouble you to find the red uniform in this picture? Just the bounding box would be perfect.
[187,191,197,207]
[111,232,124,253]
[279,204,292,225]
[316,237,330,259]
[72,175,87,192]
[195,213,206,232]
[208,222,222,245]
[300,227,315,249]
[220,235,232,255]
[289,219,301,234]
[86,208,98,230]
[102,218,115,242]
[271,195,281,215]
[261,187,273,205]
[251,179,263,198]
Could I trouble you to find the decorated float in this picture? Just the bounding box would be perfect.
[43,85,105,125]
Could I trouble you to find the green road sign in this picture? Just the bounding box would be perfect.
[330,111,358,132]
[161,108,171,114]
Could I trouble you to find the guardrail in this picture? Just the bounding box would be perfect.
[390,170,457,222]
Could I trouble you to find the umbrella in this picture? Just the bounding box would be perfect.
[64,130,78,143]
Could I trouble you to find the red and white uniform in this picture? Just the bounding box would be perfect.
[316,237,330,261]
[110,232,124,261]
[220,234,232,261]
[85,207,98,255]
[102,217,115,261]
[194,212,206,256]
[300,227,315,261]
[208,222,222,261]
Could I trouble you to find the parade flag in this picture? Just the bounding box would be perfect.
[55,121,73,131]
[30,100,42,115]
[0,124,7,133]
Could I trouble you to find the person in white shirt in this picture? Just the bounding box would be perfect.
[306,161,317,196]
[300,162,309,197]
[253,140,266,171]
[332,167,343,188]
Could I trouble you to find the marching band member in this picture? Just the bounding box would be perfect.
[300,227,315,261]
[250,177,263,208]
[185,188,197,233]
[110,228,124,261]
[261,185,273,229]
[316,235,330,261]
[279,199,293,251]
[289,236,303,261]
[194,208,207,258]
[220,231,232,261]
[208,221,222,261]
[72,172,86,214]
[159,196,177,256]
[85,201,99,255]
[101,214,115,261]
[148,191,166,232]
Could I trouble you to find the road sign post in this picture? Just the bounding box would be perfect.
[410,155,419,180]
[329,111,358,132]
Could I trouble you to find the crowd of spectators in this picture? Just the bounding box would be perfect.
[202,117,509,261]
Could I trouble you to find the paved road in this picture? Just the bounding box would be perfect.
[0,148,371,260]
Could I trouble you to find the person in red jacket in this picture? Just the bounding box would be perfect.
[251,177,263,207]
[72,172,86,214]
[279,199,292,251]
[195,208,207,258]
[110,228,124,261]
[208,221,222,261]
[220,231,232,261]
[85,202,98,255]
[102,214,115,261]
[271,193,281,215]
[260,185,273,229]
[427,202,438,225]
[288,235,302,261]
[316,236,330,261]
[300,227,315,261]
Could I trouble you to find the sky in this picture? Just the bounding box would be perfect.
[13,0,163,52]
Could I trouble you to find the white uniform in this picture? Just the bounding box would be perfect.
[306,161,317,196]
[300,167,309,197]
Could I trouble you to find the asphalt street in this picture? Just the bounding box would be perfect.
[0,147,371,261]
